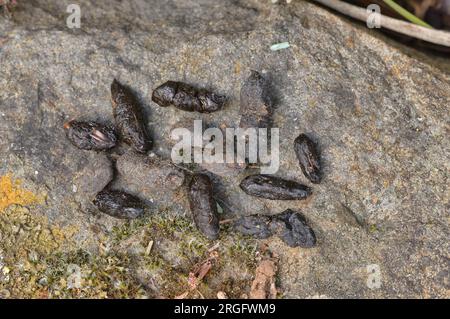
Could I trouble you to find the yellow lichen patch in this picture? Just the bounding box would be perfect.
[0,174,41,212]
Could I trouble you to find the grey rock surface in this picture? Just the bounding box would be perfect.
[0,0,449,298]
[115,149,187,209]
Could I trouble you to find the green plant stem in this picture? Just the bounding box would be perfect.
[382,0,433,29]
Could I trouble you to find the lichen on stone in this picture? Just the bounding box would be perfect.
[0,174,42,212]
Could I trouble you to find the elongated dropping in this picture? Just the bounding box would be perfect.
[239,174,311,200]
[188,173,220,240]
[294,134,321,184]
[152,81,226,113]
[93,189,145,219]
[64,120,117,151]
[269,209,316,248]
[111,79,152,153]
[233,210,317,248]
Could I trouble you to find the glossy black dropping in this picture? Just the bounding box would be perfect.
[111,79,152,153]
[188,173,220,240]
[93,189,145,219]
[152,81,226,113]
[270,209,316,248]
[233,215,272,239]
[64,120,117,151]
[239,174,312,200]
[294,134,321,184]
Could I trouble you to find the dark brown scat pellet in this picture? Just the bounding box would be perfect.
[233,210,316,248]
[294,134,321,184]
[188,173,220,240]
[239,174,312,200]
[233,215,272,239]
[111,79,152,153]
[239,70,273,129]
[152,81,226,113]
[270,209,316,248]
[93,189,145,219]
[64,120,117,151]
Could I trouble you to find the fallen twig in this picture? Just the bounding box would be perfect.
[311,0,450,46]
[219,218,236,225]
[175,246,220,299]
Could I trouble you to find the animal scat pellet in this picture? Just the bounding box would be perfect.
[111,79,152,153]
[234,210,316,248]
[294,134,322,184]
[64,120,117,151]
[152,81,227,113]
[188,173,220,240]
[239,174,312,200]
[233,215,272,239]
[269,209,316,248]
[93,189,145,219]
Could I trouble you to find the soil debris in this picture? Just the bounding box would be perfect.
[249,254,278,299]
[175,246,220,299]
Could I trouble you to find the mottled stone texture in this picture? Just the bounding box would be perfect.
[0,0,449,298]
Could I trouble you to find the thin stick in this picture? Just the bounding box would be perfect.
[310,0,450,47]
[382,0,432,28]
[171,163,195,174]
[219,218,236,225]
